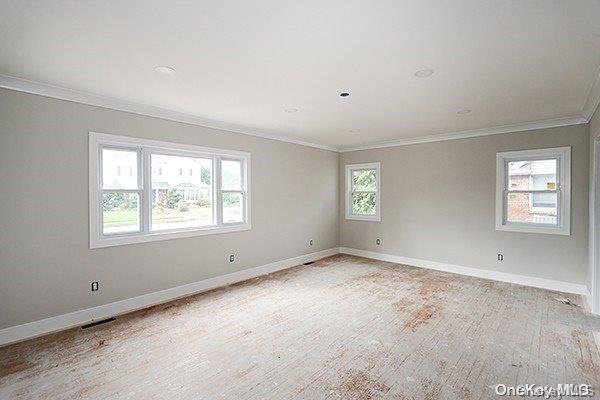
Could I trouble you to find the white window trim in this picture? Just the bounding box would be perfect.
[89,132,251,248]
[345,162,381,222]
[495,147,570,235]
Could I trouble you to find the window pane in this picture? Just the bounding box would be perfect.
[352,192,376,215]
[102,148,138,189]
[506,192,557,225]
[102,192,140,234]
[151,154,213,231]
[222,160,242,190]
[352,169,377,191]
[508,159,557,191]
[532,192,557,208]
[222,192,243,223]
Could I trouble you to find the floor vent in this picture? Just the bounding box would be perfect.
[303,261,315,265]
[81,317,116,329]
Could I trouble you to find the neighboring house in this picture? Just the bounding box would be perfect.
[151,156,211,204]
[507,160,557,224]
[103,151,211,205]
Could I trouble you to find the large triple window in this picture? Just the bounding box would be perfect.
[495,147,570,235]
[90,132,250,248]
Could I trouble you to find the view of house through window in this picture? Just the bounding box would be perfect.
[151,154,213,231]
[101,148,141,234]
[496,147,570,235]
[506,159,558,225]
[90,132,250,248]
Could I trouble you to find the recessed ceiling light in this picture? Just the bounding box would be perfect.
[349,129,361,135]
[414,68,434,78]
[154,66,176,75]
[457,109,472,114]
[284,108,298,113]
[340,92,350,97]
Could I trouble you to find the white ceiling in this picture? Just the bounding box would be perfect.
[1,0,600,150]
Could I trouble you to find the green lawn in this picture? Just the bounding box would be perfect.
[104,205,212,227]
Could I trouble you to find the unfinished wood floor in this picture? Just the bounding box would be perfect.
[1,255,600,399]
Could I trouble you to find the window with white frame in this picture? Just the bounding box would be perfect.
[345,162,381,221]
[89,132,250,248]
[495,147,570,235]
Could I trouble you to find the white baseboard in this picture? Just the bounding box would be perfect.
[583,291,595,313]
[0,248,339,347]
[339,247,590,296]
[1,246,593,347]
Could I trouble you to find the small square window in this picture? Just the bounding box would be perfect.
[496,147,570,235]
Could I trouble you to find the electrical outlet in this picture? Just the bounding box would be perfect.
[91,281,99,292]
[497,253,504,262]
[309,239,313,246]
[229,254,235,263]
[376,238,381,245]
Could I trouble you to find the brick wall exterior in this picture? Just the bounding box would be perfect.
[506,174,556,223]
[506,175,533,222]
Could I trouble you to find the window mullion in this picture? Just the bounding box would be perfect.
[506,190,557,194]
[241,158,247,222]
[349,170,354,215]
[222,189,244,194]
[556,184,562,227]
[141,148,151,234]
[215,156,222,226]
[98,188,140,194]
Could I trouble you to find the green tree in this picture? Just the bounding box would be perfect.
[352,170,376,214]
[201,167,212,185]
[166,188,182,208]
[102,192,126,211]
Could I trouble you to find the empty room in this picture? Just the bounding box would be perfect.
[1,1,600,399]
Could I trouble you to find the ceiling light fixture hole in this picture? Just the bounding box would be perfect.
[414,68,434,78]
[154,66,176,75]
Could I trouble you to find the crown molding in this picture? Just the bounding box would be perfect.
[583,66,600,122]
[0,74,593,154]
[0,74,338,152]
[338,116,588,152]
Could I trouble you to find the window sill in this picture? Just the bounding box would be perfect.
[495,223,569,236]
[345,214,381,222]
[90,223,251,249]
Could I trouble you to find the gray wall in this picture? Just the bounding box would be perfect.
[340,124,589,285]
[0,89,339,329]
